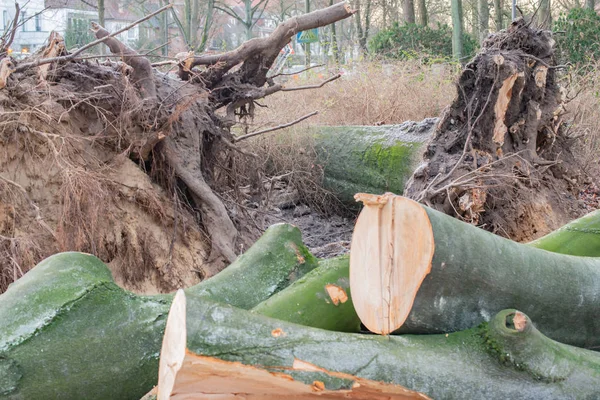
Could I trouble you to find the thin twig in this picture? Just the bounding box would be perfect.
[271,63,324,77]
[234,111,318,142]
[74,53,177,61]
[280,74,341,91]
[15,4,173,73]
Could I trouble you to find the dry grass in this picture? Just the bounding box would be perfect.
[252,60,457,129]
[562,62,600,178]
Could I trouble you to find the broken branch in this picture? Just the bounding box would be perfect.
[180,2,354,79]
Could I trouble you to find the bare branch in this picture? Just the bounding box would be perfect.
[234,111,318,142]
[4,3,21,52]
[272,63,324,77]
[281,74,341,91]
[183,2,354,74]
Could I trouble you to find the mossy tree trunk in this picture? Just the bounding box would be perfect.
[252,256,361,332]
[528,209,600,257]
[180,295,600,399]
[351,194,600,349]
[0,223,317,399]
[312,120,435,207]
[251,207,600,334]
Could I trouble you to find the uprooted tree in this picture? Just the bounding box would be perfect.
[404,18,583,240]
[0,3,354,291]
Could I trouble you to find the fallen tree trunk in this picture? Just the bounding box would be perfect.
[351,194,600,348]
[251,256,360,332]
[187,223,317,308]
[528,209,600,256]
[251,208,598,333]
[154,290,428,400]
[310,120,435,207]
[0,224,316,399]
[168,292,600,399]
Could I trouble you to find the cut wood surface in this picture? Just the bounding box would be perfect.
[155,291,428,399]
[311,120,435,207]
[182,295,600,399]
[350,193,434,335]
[351,193,600,348]
[0,224,316,399]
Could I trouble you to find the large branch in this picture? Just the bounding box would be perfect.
[180,1,353,81]
[90,22,156,100]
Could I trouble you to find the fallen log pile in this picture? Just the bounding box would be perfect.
[1,6,598,400]
[2,202,600,399]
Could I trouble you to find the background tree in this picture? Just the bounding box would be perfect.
[215,0,271,40]
[537,0,552,27]
[418,0,428,25]
[494,0,502,29]
[478,0,489,42]
[452,0,463,60]
[403,0,416,22]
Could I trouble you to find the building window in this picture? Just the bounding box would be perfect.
[35,14,41,31]
[20,11,25,31]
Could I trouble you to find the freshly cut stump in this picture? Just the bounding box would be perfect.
[351,193,600,349]
[350,193,434,334]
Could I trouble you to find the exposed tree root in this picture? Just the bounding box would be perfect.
[0,3,354,291]
[404,19,586,239]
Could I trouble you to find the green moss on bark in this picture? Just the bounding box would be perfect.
[312,123,433,206]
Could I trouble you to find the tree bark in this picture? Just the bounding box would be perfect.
[494,0,502,30]
[180,296,600,399]
[403,0,416,23]
[312,121,435,207]
[478,0,489,42]
[0,224,318,399]
[417,0,428,26]
[451,0,463,60]
[586,0,595,9]
[351,194,600,349]
[528,209,600,257]
[252,256,361,332]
